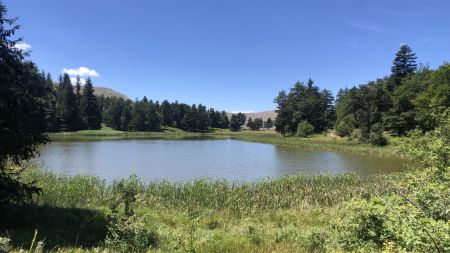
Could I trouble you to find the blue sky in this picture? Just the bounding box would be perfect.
[5,0,450,112]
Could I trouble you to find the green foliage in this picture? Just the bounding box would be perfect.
[334,112,450,252]
[0,167,41,204]
[247,117,264,130]
[274,79,336,135]
[335,120,354,137]
[229,114,241,131]
[0,237,12,253]
[369,123,388,146]
[111,175,143,216]
[391,44,417,83]
[306,229,329,253]
[237,112,247,127]
[264,117,273,129]
[414,63,450,131]
[106,215,160,252]
[0,3,49,203]
[80,78,102,129]
[296,121,314,137]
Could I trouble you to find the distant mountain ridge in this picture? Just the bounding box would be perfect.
[94,86,128,99]
[52,82,129,99]
[227,110,277,122]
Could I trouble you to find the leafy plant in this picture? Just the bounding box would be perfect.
[334,111,450,252]
[336,120,354,138]
[105,214,160,252]
[297,121,314,137]
[370,123,388,146]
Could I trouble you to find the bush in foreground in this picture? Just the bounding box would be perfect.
[334,112,450,252]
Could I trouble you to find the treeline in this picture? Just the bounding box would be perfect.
[43,74,102,132]
[274,45,450,144]
[334,45,449,142]
[40,74,258,133]
[99,97,231,132]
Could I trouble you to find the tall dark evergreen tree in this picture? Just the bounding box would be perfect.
[160,100,172,129]
[0,3,49,202]
[246,117,254,129]
[229,114,241,131]
[56,74,83,131]
[220,111,229,128]
[265,117,273,129]
[80,78,102,129]
[391,44,417,85]
[237,112,246,127]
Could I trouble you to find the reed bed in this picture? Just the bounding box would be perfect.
[24,170,396,213]
[1,169,403,252]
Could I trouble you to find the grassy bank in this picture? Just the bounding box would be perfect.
[48,127,405,158]
[0,169,399,252]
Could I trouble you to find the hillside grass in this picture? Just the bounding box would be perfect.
[1,169,401,252]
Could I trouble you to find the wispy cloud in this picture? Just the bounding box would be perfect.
[14,42,32,51]
[63,67,99,77]
[346,20,392,33]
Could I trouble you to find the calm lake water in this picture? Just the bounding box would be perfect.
[35,139,411,182]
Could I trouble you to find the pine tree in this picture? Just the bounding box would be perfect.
[160,100,172,129]
[0,3,49,202]
[229,114,241,131]
[80,78,102,129]
[220,111,229,128]
[391,44,417,83]
[237,112,246,127]
[246,117,254,129]
[254,118,264,130]
[265,117,273,129]
[56,74,82,131]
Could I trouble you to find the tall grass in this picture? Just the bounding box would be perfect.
[22,170,397,214]
[2,169,403,252]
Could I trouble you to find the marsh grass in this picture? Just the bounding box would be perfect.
[0,169,401,252]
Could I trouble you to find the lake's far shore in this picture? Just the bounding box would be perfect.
[48,127,406,158]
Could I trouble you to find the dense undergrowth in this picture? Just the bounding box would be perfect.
[1,170,397,252]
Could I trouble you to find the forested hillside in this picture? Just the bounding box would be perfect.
[273,45,450,144]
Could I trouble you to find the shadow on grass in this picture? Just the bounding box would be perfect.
[0,204,108,250]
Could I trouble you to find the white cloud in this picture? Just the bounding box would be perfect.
[14,42,32,51]
[70,77,86,85]
[63,67,99,77]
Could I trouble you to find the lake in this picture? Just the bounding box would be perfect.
[34,139,411,182]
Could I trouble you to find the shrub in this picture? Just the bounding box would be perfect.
[335,121,353,137]
[0,237,12,253]
[334,115,450,252]
[307,229,328,253]
[106,215,160,252]
[351,128,361,140]
[111,174,143,216]
[296,121,314,137]
[369,123,388,146]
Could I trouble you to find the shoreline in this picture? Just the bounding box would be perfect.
[48,128,407,158]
